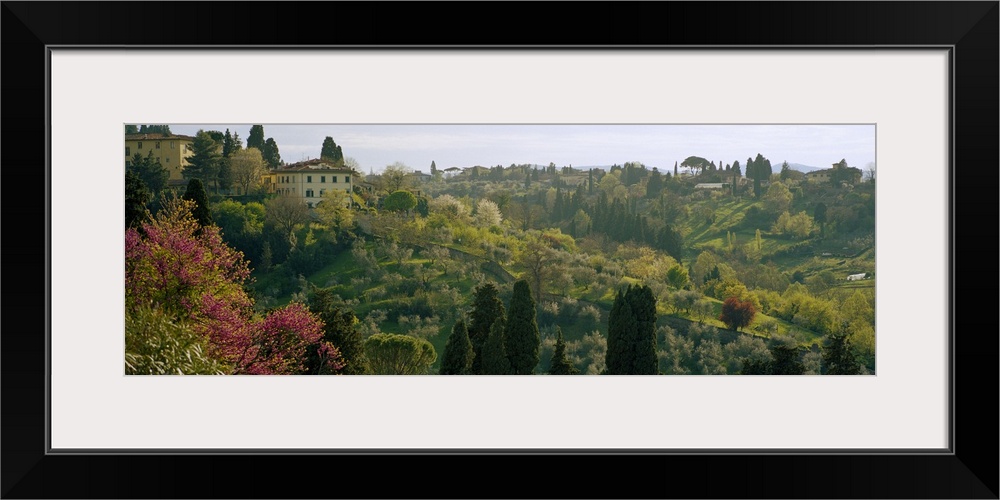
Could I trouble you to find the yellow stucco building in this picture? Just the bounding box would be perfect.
[266,159,359,207]
[124,133,195,182]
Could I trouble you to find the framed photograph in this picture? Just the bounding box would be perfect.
[3,2,996,498]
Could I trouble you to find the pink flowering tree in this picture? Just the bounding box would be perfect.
[126,198,343,375]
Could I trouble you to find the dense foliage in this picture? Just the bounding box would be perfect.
[126,128,876,376]
[125,198,341,375]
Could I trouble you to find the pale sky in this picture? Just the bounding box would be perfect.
[167,124,875,174]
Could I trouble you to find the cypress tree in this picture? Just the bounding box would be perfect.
[548,327,578,375]
[125,169,150,230]
[468,283,505,374]
[823,331,861,375]
[222,129,236,158]
[181,178,213,228]
[481,318,511,375]
[553,187,564,221]
[504,280,540,375]
[321,136,338,161]
[626,285,658,374]
[247,125,265,151]
[646,169,662,199]
[440,320,475,375]
[605,289,635,375]
[606,285,658,374]
[262,138,282,168]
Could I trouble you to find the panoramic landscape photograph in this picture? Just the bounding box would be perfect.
[124,124,876,376]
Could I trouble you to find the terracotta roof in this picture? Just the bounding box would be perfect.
[273,158,358,173]
[125,133,195,141]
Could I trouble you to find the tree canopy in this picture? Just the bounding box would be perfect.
[365,334,437,375]
[383,190,418,213]
[719,296,756,332]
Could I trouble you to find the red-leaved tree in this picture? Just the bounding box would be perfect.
[126,198,342,374]
[719,296,756,332]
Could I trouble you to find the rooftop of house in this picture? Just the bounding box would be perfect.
[273,158,359,173]
[125,133,195,141]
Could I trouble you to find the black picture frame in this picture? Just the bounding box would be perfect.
[3,2,996,498]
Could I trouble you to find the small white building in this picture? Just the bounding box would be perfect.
[846,273,867,281]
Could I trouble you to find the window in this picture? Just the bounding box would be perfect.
[320,189,325,196]
[125,147,130,156]
[155,142,160,149]
[332,176,338,183]
[165,157,170,163]
[321,176,326,183]
[345,176,350,183]
[307,176,312,183]
[171,141,175,149]
[137,142,142,149]
[306,189,314,197]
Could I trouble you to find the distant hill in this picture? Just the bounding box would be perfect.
[781,162,823,173]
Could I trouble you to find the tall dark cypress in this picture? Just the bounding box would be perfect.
[181,178,213,229]
[468,283,505,374]
[605,289,634,375]
[247,125,265,151]
[125,169,150,230]
[440,320,475,375]
[262,138,282,168]
[548,327,578,375]
[321,136,338,161]
[553,187,564,221]
[481,317,511,375]
[605,285,658,374]
[504,280,540,375]
[626,285,658,374]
